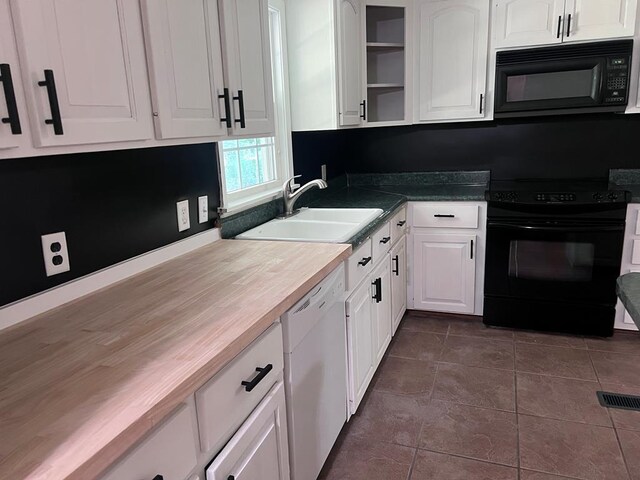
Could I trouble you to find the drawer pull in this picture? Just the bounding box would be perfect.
[392,255,399,275]
[358,256,372,267]
[228,476,235,480]
[380,236,391,244]
[397,220,406,227]
[434,214,455,218]
[241,364,273,392]
[152,476,163,480]
[0,64,22,134]
[218,88,232,128]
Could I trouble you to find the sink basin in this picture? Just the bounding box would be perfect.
[236,208,383,243]
[295,208,383,225]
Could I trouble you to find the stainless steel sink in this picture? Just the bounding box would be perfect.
[236,208,383,243]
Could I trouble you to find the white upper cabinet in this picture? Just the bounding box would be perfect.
[338,0,365,126]
[494,0,565,47]
[494,0,637,48]
[219,0,275,137]
[0,0,24,149]
[10,0,153,147]
[141,0,227,140]
[416,0,490,122]
[564,0,638,42]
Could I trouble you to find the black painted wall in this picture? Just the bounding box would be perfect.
[292,113,640,182]
[1,143,220,307]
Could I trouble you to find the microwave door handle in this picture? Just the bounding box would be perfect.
[488,222,623,233]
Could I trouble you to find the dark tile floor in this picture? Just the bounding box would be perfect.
[319,311,640,480]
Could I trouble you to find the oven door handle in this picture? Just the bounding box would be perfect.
[488,222,623,233]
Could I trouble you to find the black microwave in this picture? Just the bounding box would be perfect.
[494,40,633,118]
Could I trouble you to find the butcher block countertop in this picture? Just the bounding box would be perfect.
[0,239,351,480]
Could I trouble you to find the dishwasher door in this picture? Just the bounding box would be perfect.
[282,264,347,480]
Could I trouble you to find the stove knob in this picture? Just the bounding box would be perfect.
[593,192,604,201]
[608,192,618,201]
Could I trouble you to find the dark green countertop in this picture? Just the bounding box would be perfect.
[221,171,490,246]
[617,273,640,328]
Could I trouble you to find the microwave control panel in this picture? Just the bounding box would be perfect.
[604,57,630,103]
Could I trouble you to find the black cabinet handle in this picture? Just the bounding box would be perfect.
[152,475,163,480]
[434,214,455,218]
[397,220,406,227]
[360,100,366,120]
[241,364,272,392]
[372,277,382,303]
[470,239,474,260]
[556,15,562,38]
[0,64,21,134]
[392,255,399,275]
[233,90,246,128]
[219,88,232,128]
[38,69,63,135]
[380,236,391,244]
[566,14,572,37]
[228,476,235,480]
[479,93,484,114]
[358,256,372,267]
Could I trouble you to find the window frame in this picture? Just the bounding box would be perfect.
[217,0,293,215]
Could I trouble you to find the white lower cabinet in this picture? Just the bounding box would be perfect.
[371,257,392,365]
[205,381,290,480]
[409,202,487,315]
[390,236,407,334]
[346,275,376,414]
[100,402,200,480]
[412,233,477,314]
[346,214,406,415]
[615,204,640,331]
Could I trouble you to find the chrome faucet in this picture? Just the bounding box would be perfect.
[281,175,328,217]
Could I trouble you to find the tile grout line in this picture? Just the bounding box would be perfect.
[413,446,519,471]
[406,447,419,480]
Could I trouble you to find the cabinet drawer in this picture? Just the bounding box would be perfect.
[371,222,391,265]
[101,404,198,480]
[413,203,479,229]
[390,207,407,246]
[347,239,373,291]
[196,323,283,455]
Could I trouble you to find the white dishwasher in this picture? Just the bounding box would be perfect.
[282,264,347,480]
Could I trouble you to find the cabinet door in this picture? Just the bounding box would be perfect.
[141,0,227,140]
[11,0,153,147]
[494,0,565,48]
[206,381,290,480]
[219,0,275,137]
[416,0,490,121]
[338,0,364,126]
[564,0,637,42]
[413,233,476,314]
[390,236,407,335]
[371,256,392,366]
[0,0,23,149]
[346,278,375,414]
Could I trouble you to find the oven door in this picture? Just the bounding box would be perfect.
[495,57,605,115]
[485,220,623,305]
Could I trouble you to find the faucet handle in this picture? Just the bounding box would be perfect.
[283,175,302,193]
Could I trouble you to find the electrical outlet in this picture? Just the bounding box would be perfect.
[198,196,208,223]
[177,200,190,232]
[41,232,70,277]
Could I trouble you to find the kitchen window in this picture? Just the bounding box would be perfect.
[218,0,293,214]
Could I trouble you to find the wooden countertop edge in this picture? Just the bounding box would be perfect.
[62,244,352,480]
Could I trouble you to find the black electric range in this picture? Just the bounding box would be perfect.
[483,179,629,337]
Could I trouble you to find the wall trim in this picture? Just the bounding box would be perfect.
[0,229,221,331]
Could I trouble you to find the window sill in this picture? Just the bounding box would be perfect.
[220,188,283,217]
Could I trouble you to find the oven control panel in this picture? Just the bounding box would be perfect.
[487,190,629,204]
